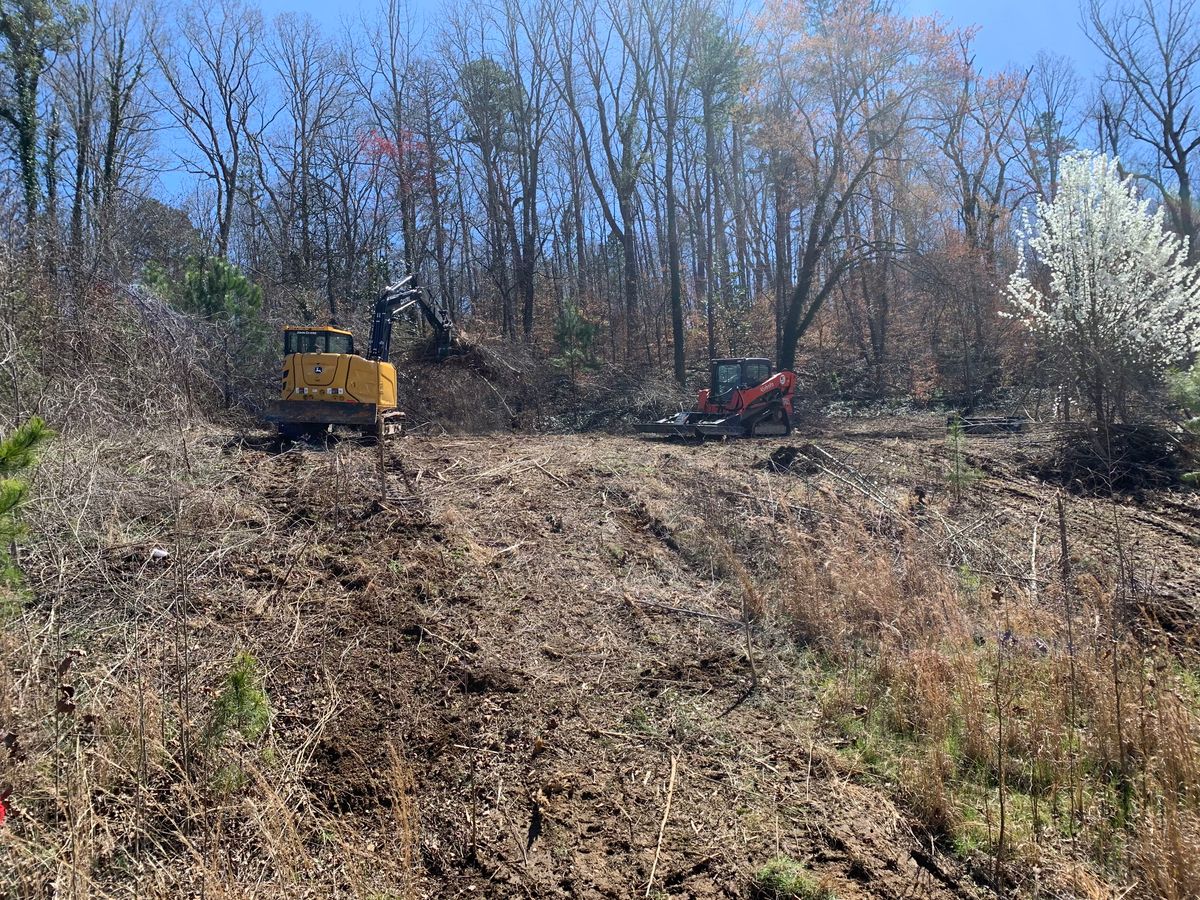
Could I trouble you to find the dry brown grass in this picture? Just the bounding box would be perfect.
[0,427,425,898]
[779,486,1200,896]
[3,413,1198,899]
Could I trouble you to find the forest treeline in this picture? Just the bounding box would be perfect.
[0,0,1197,404]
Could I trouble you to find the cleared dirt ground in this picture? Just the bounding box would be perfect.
[10,413,1199,897]
[226,426,982,898]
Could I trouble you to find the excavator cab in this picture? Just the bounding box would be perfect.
[284,327,354,356]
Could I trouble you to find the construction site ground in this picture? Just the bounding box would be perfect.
[23,412,1200,898]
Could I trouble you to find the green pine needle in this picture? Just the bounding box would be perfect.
[0,416,54,477]
[0,417,54,588]
[207,651,270,747]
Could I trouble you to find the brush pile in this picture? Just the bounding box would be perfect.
[1036,422,1195,492]
[399,332,686,434]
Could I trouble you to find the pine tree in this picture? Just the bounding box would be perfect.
[1,416,53,588]
[151,256,265,408]
[552,303,598,384]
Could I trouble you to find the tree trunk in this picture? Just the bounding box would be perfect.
[664,112,685,385]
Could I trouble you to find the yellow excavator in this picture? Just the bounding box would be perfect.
[264,275,455,439]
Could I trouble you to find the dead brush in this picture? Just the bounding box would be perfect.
[1134,803,1200,900]
[775,485,1200,893]
[385,743,421,900]
[901,745,959,837]
[779,506,968,657]
[0,425,380,898]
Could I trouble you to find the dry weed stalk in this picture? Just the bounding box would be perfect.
[785,486,1200,895]
[0,426,408,898]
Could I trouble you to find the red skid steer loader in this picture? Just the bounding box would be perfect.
[638,357,797,438]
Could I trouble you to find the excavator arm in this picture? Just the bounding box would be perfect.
[366,275,456,362]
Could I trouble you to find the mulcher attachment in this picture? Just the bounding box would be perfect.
[638,408,790,438]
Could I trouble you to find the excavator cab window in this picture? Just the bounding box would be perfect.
[285,331,319,354]
[285,331,354,355]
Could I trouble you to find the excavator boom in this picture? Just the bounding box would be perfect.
[367,275,456,362]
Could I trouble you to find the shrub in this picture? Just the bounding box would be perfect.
[147,256,267,408]
[752,856,835,900]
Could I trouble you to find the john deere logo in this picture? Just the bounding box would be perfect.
[314,365,324,374]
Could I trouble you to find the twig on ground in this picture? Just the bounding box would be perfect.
[624,597,744,628]
[645,754,678,898]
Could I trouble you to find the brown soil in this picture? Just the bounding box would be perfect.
[17,413,1199,897]
[218,429,982,898]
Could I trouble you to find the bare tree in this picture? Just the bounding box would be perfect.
[1086,0,1200,260]
[352,0,438,292]
[1019,51,1080,200]
[153,0,267,257]
[501,0,556,341]
[934,37,1026,261]
[0,0,82,226]
[53,0,152,277]
[757,0,951,371]
[552,0,655,361]
[255,12,350,295]
[643,0,695,383]
[690,8,742,359]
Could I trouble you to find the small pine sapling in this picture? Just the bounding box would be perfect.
[551,303,599,384]
[945,419,984,502]
[1168,364,1200,486]
[0,416,54,590]
[206,651,270,747]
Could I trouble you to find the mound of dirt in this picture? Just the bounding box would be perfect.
[15,414,1200,898]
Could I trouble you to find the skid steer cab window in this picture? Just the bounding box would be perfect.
[743,360,771,387]
[713,362,742,399]
[327,332,353,355]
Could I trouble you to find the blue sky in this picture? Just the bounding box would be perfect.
[156,0,1105,201]
[247,0,1106,76]
[906,0,1104,76]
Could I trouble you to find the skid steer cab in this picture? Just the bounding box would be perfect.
[638,357,797,438]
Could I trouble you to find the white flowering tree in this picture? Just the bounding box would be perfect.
[1007,152,1200,424]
